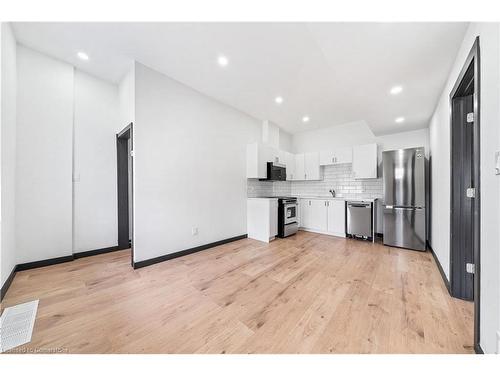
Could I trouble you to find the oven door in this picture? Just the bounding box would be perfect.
[284,203,298,224]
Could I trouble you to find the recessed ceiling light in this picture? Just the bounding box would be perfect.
[395,117,405,123]
[77,51,89,61]
[302,116,310,123]
[390,85,403,95]
[217,55,229,67]
[275,96,283,104]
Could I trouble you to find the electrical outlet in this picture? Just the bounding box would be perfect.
[191,227,198,236]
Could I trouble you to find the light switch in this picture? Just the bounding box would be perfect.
[495,151,500,175]
[73,173,80,182]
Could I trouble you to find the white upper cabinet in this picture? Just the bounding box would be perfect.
[352,143,378,179]
[277,149,287,165]
[304,152,321,180]
[294,153,305,180]
[319,146,352,165]
[247,142,377,180]
[285,151,296,181]
[246,143,273,179]
[293,152,321,181]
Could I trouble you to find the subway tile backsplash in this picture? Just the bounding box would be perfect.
[247,164,383,200]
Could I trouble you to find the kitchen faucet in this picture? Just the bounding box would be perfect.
[329,189,336,197]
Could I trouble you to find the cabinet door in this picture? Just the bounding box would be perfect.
[285,152,296,180]
[336,146,352,164]
[295,154,305,181]
[305,152,321,180]
[352,143,378,179]
[327,200,346,236]
[299,199,311,228]
[277,149,287,165]
[269,200,278,238]
[267,147,280,164]
[319,150,335,166]
[247,143,270,179]
[309,199,328,231]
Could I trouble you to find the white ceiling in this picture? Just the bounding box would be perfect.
[11,22,468,135]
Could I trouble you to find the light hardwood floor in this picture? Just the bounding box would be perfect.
[1,231,473,354]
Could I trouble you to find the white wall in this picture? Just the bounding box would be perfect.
[133,62,262,263]
[292,120,429,155]
[118,65,135,130]
[73,71,120,252]
[16,46,74,264]
[1,23,17,288]
[292,121,376,152]
[429,22,500,354]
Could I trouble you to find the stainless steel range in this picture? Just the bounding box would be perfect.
[277,197,298,238]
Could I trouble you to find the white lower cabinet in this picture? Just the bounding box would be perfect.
[327,200,346,236]
[247,198,278,243]
[309,199,328,232]
[299,198,346,237]
[270,199,278,238]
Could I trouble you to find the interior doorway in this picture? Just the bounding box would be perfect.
[449,37,480,351]
[116,123,134,266]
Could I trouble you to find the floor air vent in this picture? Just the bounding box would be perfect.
[0,300,39,353]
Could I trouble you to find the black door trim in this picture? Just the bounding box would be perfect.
[449,36,481,352]
[116,123,134,267]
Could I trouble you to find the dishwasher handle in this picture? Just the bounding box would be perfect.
[348,202,371,208]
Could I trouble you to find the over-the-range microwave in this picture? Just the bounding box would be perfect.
[259,162,286,181]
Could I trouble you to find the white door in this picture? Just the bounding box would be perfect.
[327,200,346,236]
[352,143,378,179]
[295,154,305,180]
[277,149,287,165]
[305,152,321,180]
[269,200,278,238]
[285,151,296,180]
[300,199,311,228]
[309,199,328,231]
[336,146,353,164]
[319,150,335,166]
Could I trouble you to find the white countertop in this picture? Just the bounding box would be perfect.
[248,196,378,202]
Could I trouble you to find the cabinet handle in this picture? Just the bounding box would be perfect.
[305,174,307,180]
[309,200,311,206]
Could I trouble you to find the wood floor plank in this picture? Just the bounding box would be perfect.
[1,231,474,354]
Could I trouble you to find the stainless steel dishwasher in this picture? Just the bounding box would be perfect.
[346,201,374,241]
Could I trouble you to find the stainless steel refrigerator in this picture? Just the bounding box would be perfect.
[383,147,426,251]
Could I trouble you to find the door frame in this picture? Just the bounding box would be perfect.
[449,37,481,352]
[116,123,134,266]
